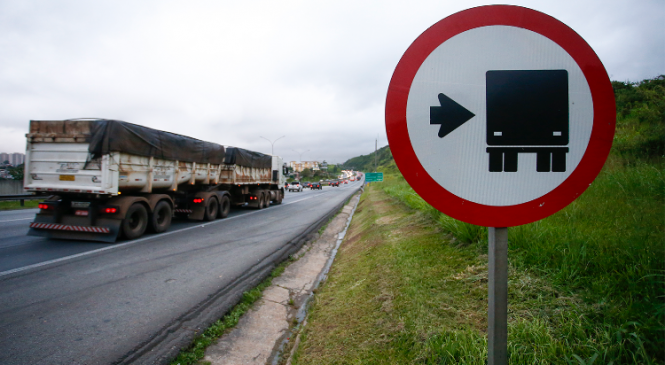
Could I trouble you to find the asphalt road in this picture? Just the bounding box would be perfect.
[0,182,362,365]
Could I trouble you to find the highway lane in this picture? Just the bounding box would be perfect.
[0,184,351,273]
[0,182,362,365]
[0,208,107,272]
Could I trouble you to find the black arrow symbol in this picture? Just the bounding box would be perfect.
[430,93,475,138]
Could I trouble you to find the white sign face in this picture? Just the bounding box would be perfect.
[406,26,593,206]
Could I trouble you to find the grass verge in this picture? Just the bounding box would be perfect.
[0,200,40,210]
[293,165,663,363]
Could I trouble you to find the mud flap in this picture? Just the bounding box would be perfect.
[28,215,122,243]
[187,206,205,221]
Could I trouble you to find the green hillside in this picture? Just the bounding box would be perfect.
[341,145,394,172]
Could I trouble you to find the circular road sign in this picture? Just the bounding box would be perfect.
[385,5,615,227]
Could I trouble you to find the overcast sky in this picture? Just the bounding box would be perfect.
[1,0,663,163]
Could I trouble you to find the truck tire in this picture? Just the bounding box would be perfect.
[218,195,231,218]
[122,203,148,240]
[257,192,265,209]
[149,200,172,233]
[264,192,270,208]
[204,197,219,221]
[273,190,283,205]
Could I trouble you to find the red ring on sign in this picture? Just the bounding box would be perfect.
[385,5,615,227]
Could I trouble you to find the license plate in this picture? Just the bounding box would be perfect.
[75,210,89,216]
[59,175,75,181]
[71,201,91,208]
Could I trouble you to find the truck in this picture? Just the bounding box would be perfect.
[23,119,287,242]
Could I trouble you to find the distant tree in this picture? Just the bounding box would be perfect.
[301,168,313,180]
[2,160,9,165]
[8,164,24,180]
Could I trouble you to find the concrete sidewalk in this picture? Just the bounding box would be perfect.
[202,191,361,365]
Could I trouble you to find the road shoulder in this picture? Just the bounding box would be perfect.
[202,191,362,365]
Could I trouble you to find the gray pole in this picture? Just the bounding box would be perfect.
[374,139,377,172]
[488,227,508,365]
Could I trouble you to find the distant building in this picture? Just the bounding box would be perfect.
[11,153,25,166]
[289,161,320,172]
[0,152,24,166]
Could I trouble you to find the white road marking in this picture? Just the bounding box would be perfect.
[0,217,34,223]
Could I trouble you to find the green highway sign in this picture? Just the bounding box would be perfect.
[365,172,383,182]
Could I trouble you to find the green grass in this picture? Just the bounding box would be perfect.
[295,187,621,364]
[0,199,40,210]
[377,155,664,363]
[170,263,287,365]
[295,168,663,363]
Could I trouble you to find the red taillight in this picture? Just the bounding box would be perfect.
[104,207,117,214]
[38,203,50,210]
[193,198,204,203]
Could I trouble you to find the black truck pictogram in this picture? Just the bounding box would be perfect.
[430,69,570,173]
[485,70,569,172]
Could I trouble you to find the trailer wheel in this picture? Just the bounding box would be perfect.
[257,192,265,209]
[122,203,148,240]
[264,192,271,208]
[218,195,231,218]
[204,197,219,221]
[273,190,283,205]
[149,200,172,233]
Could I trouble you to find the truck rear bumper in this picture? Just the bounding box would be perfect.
[30,222,111,233]
[28,216,122,243]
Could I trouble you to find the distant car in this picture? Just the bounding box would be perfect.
[311,182,322,190]
[329,180,339,187]
[303,181,311,189]
[344,180,349,184]
[289,181,303,192]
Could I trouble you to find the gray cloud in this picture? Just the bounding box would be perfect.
[0,0,662,164]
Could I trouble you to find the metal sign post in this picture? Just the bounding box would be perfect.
[488,227,508,365]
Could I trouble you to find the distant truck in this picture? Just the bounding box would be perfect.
[23,119,287,242]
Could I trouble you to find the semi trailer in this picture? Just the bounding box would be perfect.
[23,119,287,242]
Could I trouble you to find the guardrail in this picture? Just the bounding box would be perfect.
[0,194,46,206]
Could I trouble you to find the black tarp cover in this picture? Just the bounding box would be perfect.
[224,147,272,169]
[88,119,226,164]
